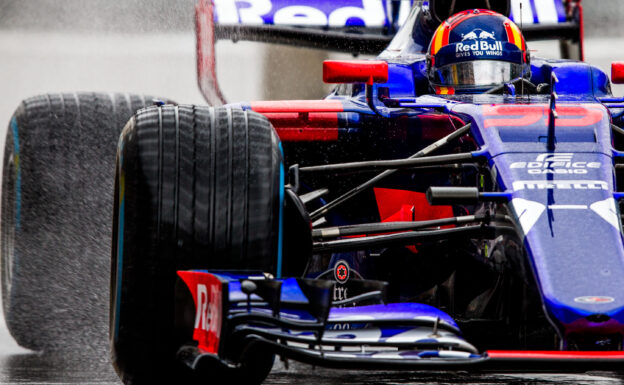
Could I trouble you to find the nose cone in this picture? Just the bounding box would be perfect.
[499,151,624,340]
[547,296,624,335]
[512,189,624,337]
[519,198,624,333]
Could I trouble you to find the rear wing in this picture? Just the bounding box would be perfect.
[196,0,583,105]
[211,0,415,55]
[510,0,584,61]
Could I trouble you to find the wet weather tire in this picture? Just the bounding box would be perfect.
[1,93,162,352]
[111,105,282,384]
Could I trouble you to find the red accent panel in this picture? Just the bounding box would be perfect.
[612,62,624,84]
[264,112,339,141]
[374,188,454,223]
[418,114,466,141]
[488,350,624,360]
[374,189,454,254]
[323,60,388,85]
[251,100,344,113]
[251,100,343,142]
[503,22,515,47]
[177,271,224,355]
[442,27,449,48]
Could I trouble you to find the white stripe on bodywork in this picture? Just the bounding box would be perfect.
[548,205,588,210]
[534,0,559,24]
[512,198,546,234]
[510,0,535,24]
[397,0,412,26]
[384,328,478,353]
[331,314,375,322]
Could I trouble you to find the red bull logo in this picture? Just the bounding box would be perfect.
[574,296,615,304]
[461,29,496,41]
[177,271,224,355]
[456,40,503,53]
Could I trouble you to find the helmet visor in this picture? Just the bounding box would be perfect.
[432,60,524,88]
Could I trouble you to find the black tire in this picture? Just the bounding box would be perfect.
[111,105,282,384]
[1,93,165,353]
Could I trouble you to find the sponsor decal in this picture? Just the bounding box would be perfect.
[483,104,605,129]
[455,41,503,58]
[213,0,401,28]
[462,29,496,41]
[329,323,352,330]
[195,284,221,332]
[512,180,608,191]
[177,271,223,355]
[333,286,349,302]
[333,260,350,303]
[574,296,615,304]
[193,281,223,353]
[455,29,503,59]
[510,153,601,175]
[334,260,350,284]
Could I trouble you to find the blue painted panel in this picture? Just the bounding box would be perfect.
[530,59,612,98]
[450,100,624,333]
[385,63,416,98]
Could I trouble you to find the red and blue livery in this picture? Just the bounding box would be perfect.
[106,0,624,384]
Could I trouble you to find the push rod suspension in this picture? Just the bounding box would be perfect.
[299,152,480,174]
[309,123,472,221]
[313,224,495,253]
[613,124,624,137]
[312,214,511,240]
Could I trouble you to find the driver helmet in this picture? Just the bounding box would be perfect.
[427,9,530,94]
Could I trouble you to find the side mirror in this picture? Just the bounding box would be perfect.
[323,60,388,85]
[612,62,624,84]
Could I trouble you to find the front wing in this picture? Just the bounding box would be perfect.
[174,270,624,372]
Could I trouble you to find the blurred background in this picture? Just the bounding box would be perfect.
[1,1,624,383]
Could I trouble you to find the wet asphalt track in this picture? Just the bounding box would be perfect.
[4,2,624,383]
[2,353,624,384]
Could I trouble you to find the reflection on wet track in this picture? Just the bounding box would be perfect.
[0,354,623,384]
[268,363,624,385]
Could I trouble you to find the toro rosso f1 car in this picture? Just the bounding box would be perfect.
[5,0,624,384]
[106,0,624,383]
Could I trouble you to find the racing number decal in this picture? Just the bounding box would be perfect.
[177,271,224,355]
[483,105,544,128]
[483,104,604,128]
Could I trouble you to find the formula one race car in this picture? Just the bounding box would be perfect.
[6,0,624,384]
